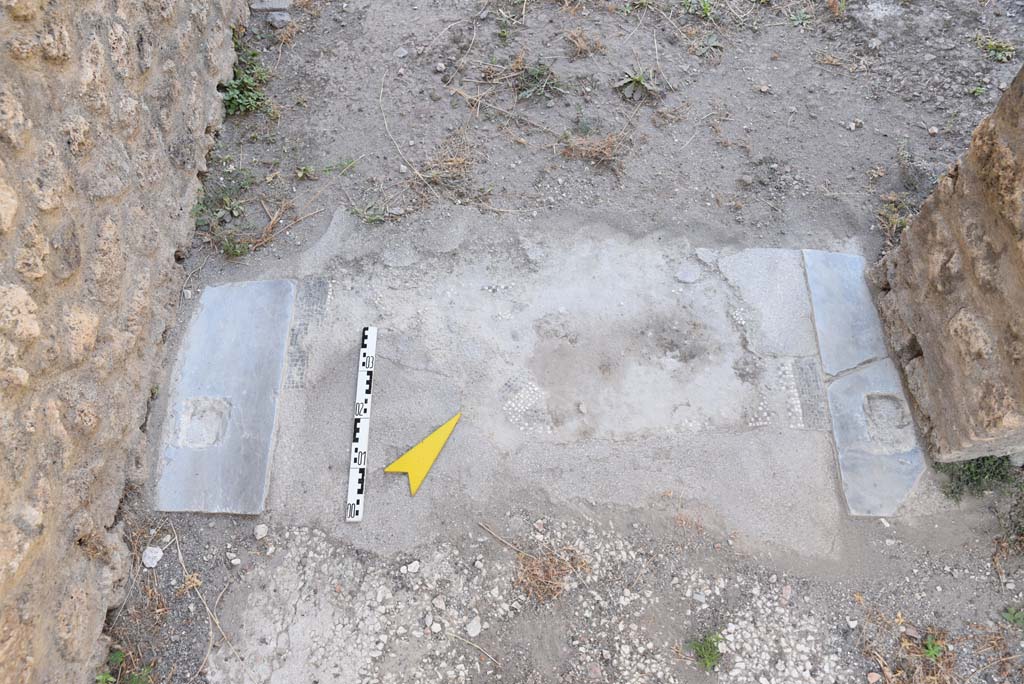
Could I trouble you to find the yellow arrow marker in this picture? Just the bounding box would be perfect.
[384,413,461,495]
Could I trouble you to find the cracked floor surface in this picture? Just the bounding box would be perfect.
[258,220,845,559]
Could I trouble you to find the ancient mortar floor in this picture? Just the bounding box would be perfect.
[158,211,924,538]
[145,212,988,684]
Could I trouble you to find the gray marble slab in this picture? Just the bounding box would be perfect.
[802,250,888,376]
[827,357,925,516]
[156,280,296,514]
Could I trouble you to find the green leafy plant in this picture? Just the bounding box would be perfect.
[295,165,318,180]
[621,0,652,15]
[193,190,248,230]
[789,9,810,27]
[922,634,944,662]
[936,455,1015,502]
[571,107,596,136]
[696,33,723,58]
[976,35,1015,63]
[219,234,251,258]
[221,34,270,115]
[614,66,662,101]
[97,649,147,684]
[219,195,244,219]
[516,61,563,99]
[683,0,715,20]
[1003,605,1024,628]
[689,632,722,670]
[127,667,153,684]
[968,84,986,97]
[351,204,388,224]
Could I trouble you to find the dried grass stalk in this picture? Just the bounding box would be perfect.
[515,547,589,602]
[561,132,629,171]
[565,28,604,60]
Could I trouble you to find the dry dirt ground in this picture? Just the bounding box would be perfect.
[103,1,1024,683]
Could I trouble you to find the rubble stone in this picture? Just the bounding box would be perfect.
[0,1,246,680]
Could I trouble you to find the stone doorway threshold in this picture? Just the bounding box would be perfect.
[154,241,924,558]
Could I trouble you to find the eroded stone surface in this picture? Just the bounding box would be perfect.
[874,66,1024,463]
[263,230,844,560]
[157,280,295,514]
[827,358,925,516]
[0,2,246,679]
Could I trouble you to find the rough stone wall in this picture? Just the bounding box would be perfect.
[0,1,244,681]
[874,65,1024,463]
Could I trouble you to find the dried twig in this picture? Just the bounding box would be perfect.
[180,253,211,304]
[451,87,560,137]
[478,521,534,558]
[723,0,755,22]
[244,199,291,249]
[651,5,687,38]
[424,18,466,52]
[756,195,780,212]
[653,33,677,91]
[965,653,1024,682]
[445,21,478,86]
[259,197,275,222]
[280,207,325,232]
[446,631,501,667]
[189,583,229,683]
[624,6,647,44]
[170,522,257,684]
[379,69,442,202]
